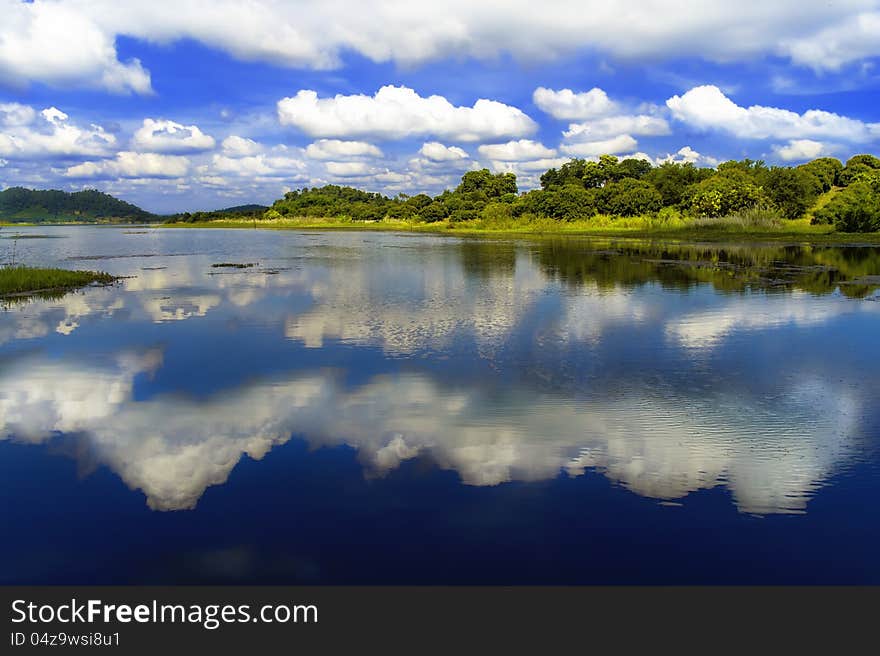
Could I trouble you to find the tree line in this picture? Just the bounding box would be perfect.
[258,153,880,232]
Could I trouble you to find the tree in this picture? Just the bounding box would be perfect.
[763,167,821,219]
[611,158,653,181]
[839,154,880,186]
[813,181,880,232]
[687,170,767,217]
[798,157,843,192]
[541,159,589,189]
[598,178,662,216]
[644,162,712,207]
[516,185,598,220]
[456,169,517,197]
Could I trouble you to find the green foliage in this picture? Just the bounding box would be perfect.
[0,187,154,223]
[456,169,517,197]
[798,157,843,192]
[643,162,712,207]
[515,185,597,220]
[813,180,880,232]
[611,158,653,181]
[598,178,663,216]
[763,167,821,219]
[839,154,880,186]
[687,169,767,217]
[161,152,880,235]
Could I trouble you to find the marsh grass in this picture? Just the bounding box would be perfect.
[160,210,859,241]
[0,266,116,297]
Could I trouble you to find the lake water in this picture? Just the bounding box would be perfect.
[2,225,880,584]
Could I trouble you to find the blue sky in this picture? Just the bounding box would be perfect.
[1,1,880,212]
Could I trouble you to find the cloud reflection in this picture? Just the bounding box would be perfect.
[0,352,861,514]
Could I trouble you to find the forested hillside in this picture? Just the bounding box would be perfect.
[0,187,156,223]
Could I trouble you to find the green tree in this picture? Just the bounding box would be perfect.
[763,167,821,219]
[839,154,880,186]
[598,178,663,216]
[798,157,843,192]
[813,181,880,232]
[687,170,767,217]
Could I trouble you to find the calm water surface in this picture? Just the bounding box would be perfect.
[2,225,880,583]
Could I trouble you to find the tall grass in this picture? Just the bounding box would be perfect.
[0,266,115,296]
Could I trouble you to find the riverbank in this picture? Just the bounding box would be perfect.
[159,216,880,244]
[0,266,117,299]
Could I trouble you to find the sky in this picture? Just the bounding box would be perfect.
[1,1,880,213]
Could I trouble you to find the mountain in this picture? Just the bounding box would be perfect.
[0,187,156,223]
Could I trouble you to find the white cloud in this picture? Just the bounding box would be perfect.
[533,87,617,120]
[305,139,383,159]
[206,149,306,178]
[666,85,880,141]
[0,0,152,93]
[65,151,190,179]
[220,135,263,157]
[0,103,37,127]
[771,139,834,162]
[131,118,215,153]
[562,115,670,141]
[2,2,880,94]
[277,85,537,142]
[0,104,116,158]
[560,134,639,157]
[779,11,880,71]
[478,139,556,161]
[656,146,719,167]
[324,161,375,177]
[419,142,469,162]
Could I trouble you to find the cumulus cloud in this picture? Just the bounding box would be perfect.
[65,151,190,179]
[0,104,116,158]
[771,139,835,162]
[2,2,880,94]
[563,115,670,141]
[478,139,557,161]
[131,118,216,153]
[324,161,376,177]
[419,142,469,162]
[0,103,37,127]
[533,87,617,120]
[305,139,383,159]
[277,85,537,142]
[560,134,639,157]
[655,146,719,167]
[666,85,880,141]
[205,149,306,178]
[0,0,152,94]
[220,135,264,157]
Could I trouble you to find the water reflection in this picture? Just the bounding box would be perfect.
[0,350,862,514]
[1,227,879,522]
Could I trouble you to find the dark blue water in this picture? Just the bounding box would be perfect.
[2,226,879,583]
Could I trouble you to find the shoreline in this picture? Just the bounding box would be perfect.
[155,219,880,245]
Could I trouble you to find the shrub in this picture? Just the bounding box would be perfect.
[813,181,880,232]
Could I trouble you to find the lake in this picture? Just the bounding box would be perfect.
[2,225,880,584]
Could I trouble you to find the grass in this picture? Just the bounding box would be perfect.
[0,266,117,298]
[159,210,877,243]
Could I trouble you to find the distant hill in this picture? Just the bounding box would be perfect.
[0,187,156,223]
[216,204,269,214]
[165,203,269,223]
